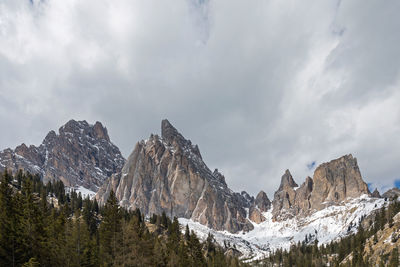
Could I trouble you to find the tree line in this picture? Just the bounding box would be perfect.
[0,170,246,267]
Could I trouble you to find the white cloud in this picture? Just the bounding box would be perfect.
[0,0,399,198]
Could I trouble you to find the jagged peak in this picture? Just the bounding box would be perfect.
[241,191,254,204]
[93,121,110,141]
[317,154,357,170]
[255,190,271,212]
[60,119,88,132]
[15,143,28,151]
[371,188,381,198]
[256,190,269,201]
[278,169,298,191]
[160,119,202,158]
[299,176,313,192]
[212,168,226,185]
[161,119,186,144]
[56,119,111,142]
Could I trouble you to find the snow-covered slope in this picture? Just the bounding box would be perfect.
[180,195,385,261]
[66,186,97,199]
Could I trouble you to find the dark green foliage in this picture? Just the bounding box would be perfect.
[0,170,245,267]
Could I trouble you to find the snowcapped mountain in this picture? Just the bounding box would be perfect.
[96,119,257,233]
[0,119,125,191]
[0,118,388,260]
[95,119,385,260]
[180,194,384,260]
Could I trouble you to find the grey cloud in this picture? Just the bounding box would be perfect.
[0,0,399,198]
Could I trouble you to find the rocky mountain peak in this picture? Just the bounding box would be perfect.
[93,121,110,142]
[382,188,400,199]
[272,170,299,220]
[60,119,88,135]
[309,154,370,210]
[97,119,253,233]
[212,168,227,186]
[161,119,202,159]
[271,154,371,221]
[255,191,271,212]
[371,188,381,198]
[0,119,125,191]
[278,169,298,190]
[161,119,184,143]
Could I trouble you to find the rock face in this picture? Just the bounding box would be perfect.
[249,191,271,223]
[309,154,370,211]
[382,188,400,199]
[272,170,299,220]
[0,120,125,191]
[272,154,370,221]
[96,119,372,230]
[371,188,381,198]
[97,119,254,233]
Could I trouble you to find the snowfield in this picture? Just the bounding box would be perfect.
[179,195,385,261]
[66,186,97,199]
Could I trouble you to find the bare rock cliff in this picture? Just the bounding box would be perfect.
[309,154,370,211]
[271,154,370,221]
[96,119,254,233]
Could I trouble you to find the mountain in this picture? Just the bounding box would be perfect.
[96,120,374,231]
[383,188,400,199]
[271,154,371,221]
[0,118,389,261]
[0,119,125,191]
[94,119,385,260]
[96,119,256,232]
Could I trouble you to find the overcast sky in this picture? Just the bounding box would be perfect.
[0,0,399,197]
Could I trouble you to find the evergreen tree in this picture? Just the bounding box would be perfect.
[99,190,122,266]
[0,170,19,266]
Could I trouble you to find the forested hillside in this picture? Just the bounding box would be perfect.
[0,170,245,267]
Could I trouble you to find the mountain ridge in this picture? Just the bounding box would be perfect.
[96,119,374,234]
[0,119,125,191]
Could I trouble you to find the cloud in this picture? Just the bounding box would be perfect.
[0,0,399,198]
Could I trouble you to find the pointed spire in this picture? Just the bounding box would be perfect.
[161,119,188,147]
[278,169,298,191]
[371,188,381,198]
[93,121,110,141]
[255,190,271,212]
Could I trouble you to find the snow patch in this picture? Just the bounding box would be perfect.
[180,195,384,261]
[67,186,96,200]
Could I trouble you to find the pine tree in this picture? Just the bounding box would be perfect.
[0,170,18,266]
[185,224,190,241]
[188,230,206,266]
[99,190,122,266]
[20,176,47,265]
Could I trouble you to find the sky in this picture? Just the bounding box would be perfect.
[0,0,399,198]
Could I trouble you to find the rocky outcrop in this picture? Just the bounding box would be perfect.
[271,155,370,221]
[97,119,253,233]
[272,170,298,220]
[382,188,400,199]
[255,191,271,212]
[293,176,313,213]
[249,191,271,223]
[371,188,381,198]
[309,154,370,211]
[0,119,125,191]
